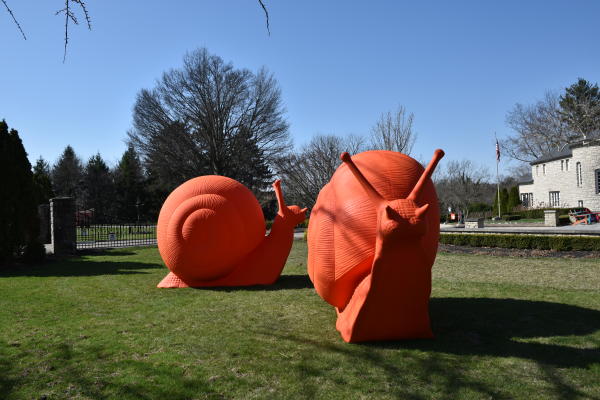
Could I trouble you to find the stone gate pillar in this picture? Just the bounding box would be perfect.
[50,197,76,255]
[544,209,559,227]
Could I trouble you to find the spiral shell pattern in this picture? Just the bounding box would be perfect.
[157,175,266,282]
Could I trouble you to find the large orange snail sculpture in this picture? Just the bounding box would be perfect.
[307,149,444,342]
[157,176,307,288]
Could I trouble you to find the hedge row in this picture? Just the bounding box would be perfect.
[508,208,571,219]
[440,233,600,251]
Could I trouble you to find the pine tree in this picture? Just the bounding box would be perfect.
[82,153,115,220]
[559,78,600,136]
[493,188,510,216]
[52,145,84,202]
[507,186,521,212]
[113,145,146,221]
[0,120,44,265]
[32,157,54,205]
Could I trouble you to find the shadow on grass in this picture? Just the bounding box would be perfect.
[260,297,600,399]
[0,257,162,278]
[368,298,600,368]
[189,273,314,292]
[259,298,600,399]
[75,249,139,257]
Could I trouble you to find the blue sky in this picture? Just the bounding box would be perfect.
[1,0,599,174]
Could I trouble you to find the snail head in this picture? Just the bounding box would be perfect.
[273,179,308,226]
[340,149,444,239]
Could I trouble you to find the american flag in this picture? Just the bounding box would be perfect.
[495,139,500,162]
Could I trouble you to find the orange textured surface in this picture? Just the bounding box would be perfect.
[157,176,306,288]
[307,150,444,342]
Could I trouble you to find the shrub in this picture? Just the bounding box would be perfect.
[440,233,600,251]
[22,240,46,264]
[0,120,40,266]
[508,208,571,220]
[502,214,521,221]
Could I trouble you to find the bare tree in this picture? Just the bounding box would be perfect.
[368,105,417,155]
[274,134,366,211]
[435,160,494,218]
[507,162,532,183]
[128,48,290,192]
[503,91,573,163]
[3,1,269,60]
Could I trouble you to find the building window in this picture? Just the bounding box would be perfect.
[536,165,539,176]
[576,162,583,187]
[521,193,534,208]
[566,159,570,171]
[596,169,600,194]
[543,164,546,175]
[561,160,564,171]
[578,200,584,207]
[549,191,560,207]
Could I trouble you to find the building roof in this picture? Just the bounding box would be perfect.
[530,146,572,165]
[529,135,600,165]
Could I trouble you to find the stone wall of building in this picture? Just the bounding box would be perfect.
[519,143,600,210]
[571,145,600,209]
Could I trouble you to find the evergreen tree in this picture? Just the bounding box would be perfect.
[32,157,54,205]
[52,145,83,202]
[0,120,44,265]
[507,186,521,211]
[82,153,115,219]
[113,145,146,221]
[493,188,510,216]
[559,78,600,136]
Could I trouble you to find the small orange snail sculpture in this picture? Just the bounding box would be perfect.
[157,176,307,288]
[307,149,444,342]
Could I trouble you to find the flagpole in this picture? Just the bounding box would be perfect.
[495,133,501,219]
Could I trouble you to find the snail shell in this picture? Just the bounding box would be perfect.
[157,175,266,283]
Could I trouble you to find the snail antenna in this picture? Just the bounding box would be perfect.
[407,149,445,201]
[273,179,287,212]
[340,152,384,205]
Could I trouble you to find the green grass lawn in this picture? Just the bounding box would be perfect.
[1,242,599,399]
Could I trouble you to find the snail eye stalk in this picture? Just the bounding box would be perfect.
[273,179,287,212]
[340,152,384,206]
[407,149,444,201]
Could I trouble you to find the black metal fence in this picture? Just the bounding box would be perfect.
[76,209,157,249]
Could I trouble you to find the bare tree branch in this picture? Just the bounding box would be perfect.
[1,0,26,40]
[55,0,92,62]
[503,91,572,163]
[274,134,367,210]
[368,105,417,155]
[257,0,270,35]
[436,160,494,218]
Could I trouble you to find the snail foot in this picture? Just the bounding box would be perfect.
[157,272,190,288]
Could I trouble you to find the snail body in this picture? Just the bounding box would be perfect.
[307,149,444,342]
[157,176,306,288]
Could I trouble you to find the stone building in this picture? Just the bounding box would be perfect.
[518,137,600,210]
